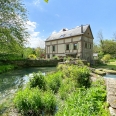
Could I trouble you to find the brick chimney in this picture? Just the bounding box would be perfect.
[63,28,66,31]
[81,25,83,33]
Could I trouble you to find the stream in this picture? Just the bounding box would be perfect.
[0,67,56,104]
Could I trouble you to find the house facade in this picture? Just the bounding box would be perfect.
[45,25,94,62]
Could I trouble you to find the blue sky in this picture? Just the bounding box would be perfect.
[24,0,116,48]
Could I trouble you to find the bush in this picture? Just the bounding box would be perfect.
[28,54,37,60]
[56,78,109,116]
[29,72,46,90]
[46,71,62,93]
[72,66,91,88]
[57,64,90,88]
[75,59,84,66]
[0,65,15,73]
[14,88,57,115]
[58,78,76,100]
[101,54,111,63]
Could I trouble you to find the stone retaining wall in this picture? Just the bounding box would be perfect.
[105,78,116,116]
[1,59,62,67]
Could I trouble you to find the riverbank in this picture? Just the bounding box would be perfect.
[0,67,57,116]
[11,64,109,116]
[0,65,15,74]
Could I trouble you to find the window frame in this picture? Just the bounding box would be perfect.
[66,44,70,50]
[85,42,87,48]
[52,45,55,51]
[47,54,50,58]
[73,43,77,50]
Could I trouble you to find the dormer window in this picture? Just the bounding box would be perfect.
[60,34,65,38]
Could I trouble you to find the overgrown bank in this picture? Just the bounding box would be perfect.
[12,64,109,116]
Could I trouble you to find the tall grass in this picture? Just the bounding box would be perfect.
[0,65,15,73]
[14,88,57,115]
[29,72,46,90]
[46,71,62,93]
[56,79,109,116]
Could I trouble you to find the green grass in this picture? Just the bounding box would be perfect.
[92,61,116,70]
[0,65,15,73]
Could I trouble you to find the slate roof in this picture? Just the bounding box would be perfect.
[46,25,89,42]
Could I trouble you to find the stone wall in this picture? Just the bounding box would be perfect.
[1,59,61,67]
[105,78,116,116]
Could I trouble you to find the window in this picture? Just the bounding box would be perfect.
[90,44,92,49]
[52,45,55,51]
[47,54,50,58]
[60,34,65,38]
[66,44,69,50]
[85,43,87,48]
[73,43,77,50]
[53,54,55,57]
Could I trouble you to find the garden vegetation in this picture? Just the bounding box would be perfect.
[14,64,109,116]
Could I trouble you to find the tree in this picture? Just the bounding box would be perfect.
[93,43,100,53]
[101,54,111,63]
[97,31,104,54]
[101,40,116,57]
[0,0,28,54]
[23,47,34,58]
[113,32,116,41]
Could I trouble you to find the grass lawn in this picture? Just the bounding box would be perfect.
[92,61,116,70]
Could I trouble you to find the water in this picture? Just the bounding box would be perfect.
[103,73,116,78]
[0,67,56,103]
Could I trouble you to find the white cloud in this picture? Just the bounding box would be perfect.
[33,0,40,6]
[32,0,44,11]
[25,20,45,48]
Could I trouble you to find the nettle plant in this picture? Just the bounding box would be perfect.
[14,88,57,115]
[46,71,63,93]
[29,72,46,90]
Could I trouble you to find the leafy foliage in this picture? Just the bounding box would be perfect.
[101,54,111,63]
[58,64,90,88]
[46,71,62,93]
[0,0,28,54]
[28,54,37,60]
[44,0,49,3]
[56,79,109,116]
[14,64,108,116]
[0,65,15,73]
[29,72,46,90]
[14,88,56,115]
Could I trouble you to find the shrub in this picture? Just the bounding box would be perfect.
[14,88,42,115]
[0,65,15,73]
[58,78,76,100]
[72,66,91,88]
[28,54,37,60]
[29,72,46,90]
[14,88,57,115]
[101,54,111,63]
[42,91,57,113]
[75,59,84,66]
[58,64,90,88]
[53,56,59,60]
[46,71,62,93]
[55,78,109,116]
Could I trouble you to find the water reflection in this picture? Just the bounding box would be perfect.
[0,67,56,103]
[103,73,116,78]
